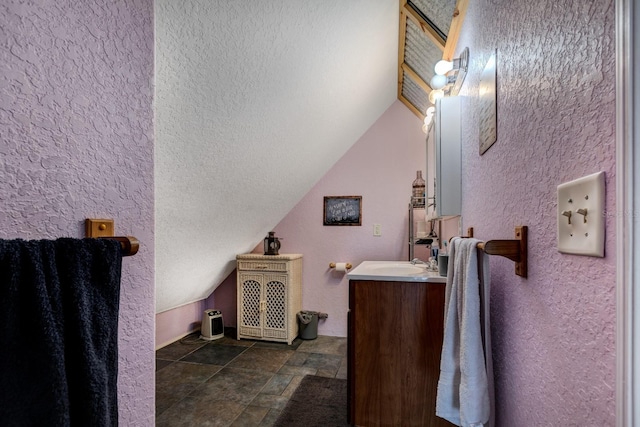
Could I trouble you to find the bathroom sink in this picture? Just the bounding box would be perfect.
[369,264,425,275]
[347,261,446,283]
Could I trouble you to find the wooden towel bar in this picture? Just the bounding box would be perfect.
[460,226,527,278]
[99,236,139,257]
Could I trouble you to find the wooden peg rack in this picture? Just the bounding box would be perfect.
[465,226,528,278]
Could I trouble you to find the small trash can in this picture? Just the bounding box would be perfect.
[297,311,328,340]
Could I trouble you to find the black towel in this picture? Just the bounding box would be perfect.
[0,238,123,427]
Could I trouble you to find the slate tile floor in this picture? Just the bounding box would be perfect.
[156,330,348,427]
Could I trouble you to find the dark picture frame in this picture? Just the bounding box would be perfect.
[323,196,362,226]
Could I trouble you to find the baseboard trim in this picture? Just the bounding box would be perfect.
[155,327,200,350]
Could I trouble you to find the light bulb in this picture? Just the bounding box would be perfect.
[428,89,445,104]
[423,113,433,125]
[430,74,448,90]
[422,124,429,133]
[434,59,454,75]
[425,106,435,115]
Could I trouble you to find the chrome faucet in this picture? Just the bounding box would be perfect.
[410,258,427,265]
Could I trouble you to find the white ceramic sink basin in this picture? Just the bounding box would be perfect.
[369,264,425,275]
[347,261,446,283]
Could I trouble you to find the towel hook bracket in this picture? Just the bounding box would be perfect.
[463,226,528,278]
[85,218,139,257]
[85,218,114,238]
[105,236,139,257]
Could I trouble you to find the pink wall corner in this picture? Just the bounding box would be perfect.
[208,273,237,328]
[155,272,236,348]
[457,0,616,425]
[155,269,237,348]
[212,100,426,338]
[155,301,206,349]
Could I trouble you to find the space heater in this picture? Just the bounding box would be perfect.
[200,309,224,341]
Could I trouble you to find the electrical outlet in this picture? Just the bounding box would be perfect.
[557,171,605,257]
[373,224,382,236]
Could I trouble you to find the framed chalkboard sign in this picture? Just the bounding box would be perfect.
[323,196,362,226]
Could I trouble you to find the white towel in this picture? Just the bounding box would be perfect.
[436,237,494,427]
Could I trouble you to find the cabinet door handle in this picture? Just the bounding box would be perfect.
[255,264,269,270]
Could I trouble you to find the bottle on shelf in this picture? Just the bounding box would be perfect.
[412,170,426,208]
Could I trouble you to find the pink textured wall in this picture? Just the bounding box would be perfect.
[156,301,206,349]
[457,0,616,425]
[205,273,236,325]
[155,275,234,348]
[0,2,155,425]
[210,101,427,336]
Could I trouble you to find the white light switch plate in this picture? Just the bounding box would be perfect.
[557,171,605,257]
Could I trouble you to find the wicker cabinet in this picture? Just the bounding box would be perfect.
[236,254,302,345]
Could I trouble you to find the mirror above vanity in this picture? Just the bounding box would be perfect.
[432,96,462,218]
[409,95,463,261]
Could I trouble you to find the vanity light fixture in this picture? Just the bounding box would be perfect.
[427,47,470,105]
[434,59,456,75]
[422,106,436,133]
[434,47,469,77]
[423,112,433,125]
[430,74,455,90]
[428,89,445,104]
[424,107,435,123]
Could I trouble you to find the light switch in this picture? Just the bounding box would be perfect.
[557,172,605,257]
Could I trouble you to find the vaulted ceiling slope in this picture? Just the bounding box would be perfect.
[154,0,467,313]
[398,0,468,120]
[155,1,400,312]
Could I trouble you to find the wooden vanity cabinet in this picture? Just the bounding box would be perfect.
[348,280,452,427]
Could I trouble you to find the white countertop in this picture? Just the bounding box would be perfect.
[347,261,447,283]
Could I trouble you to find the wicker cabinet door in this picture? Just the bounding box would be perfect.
[236,254,302,344]
[238,275,263,338]
[263,276,288,341]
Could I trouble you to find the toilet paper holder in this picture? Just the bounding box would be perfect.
[329,262,352,270]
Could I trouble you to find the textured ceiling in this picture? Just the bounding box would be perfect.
[155,1,400,312]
